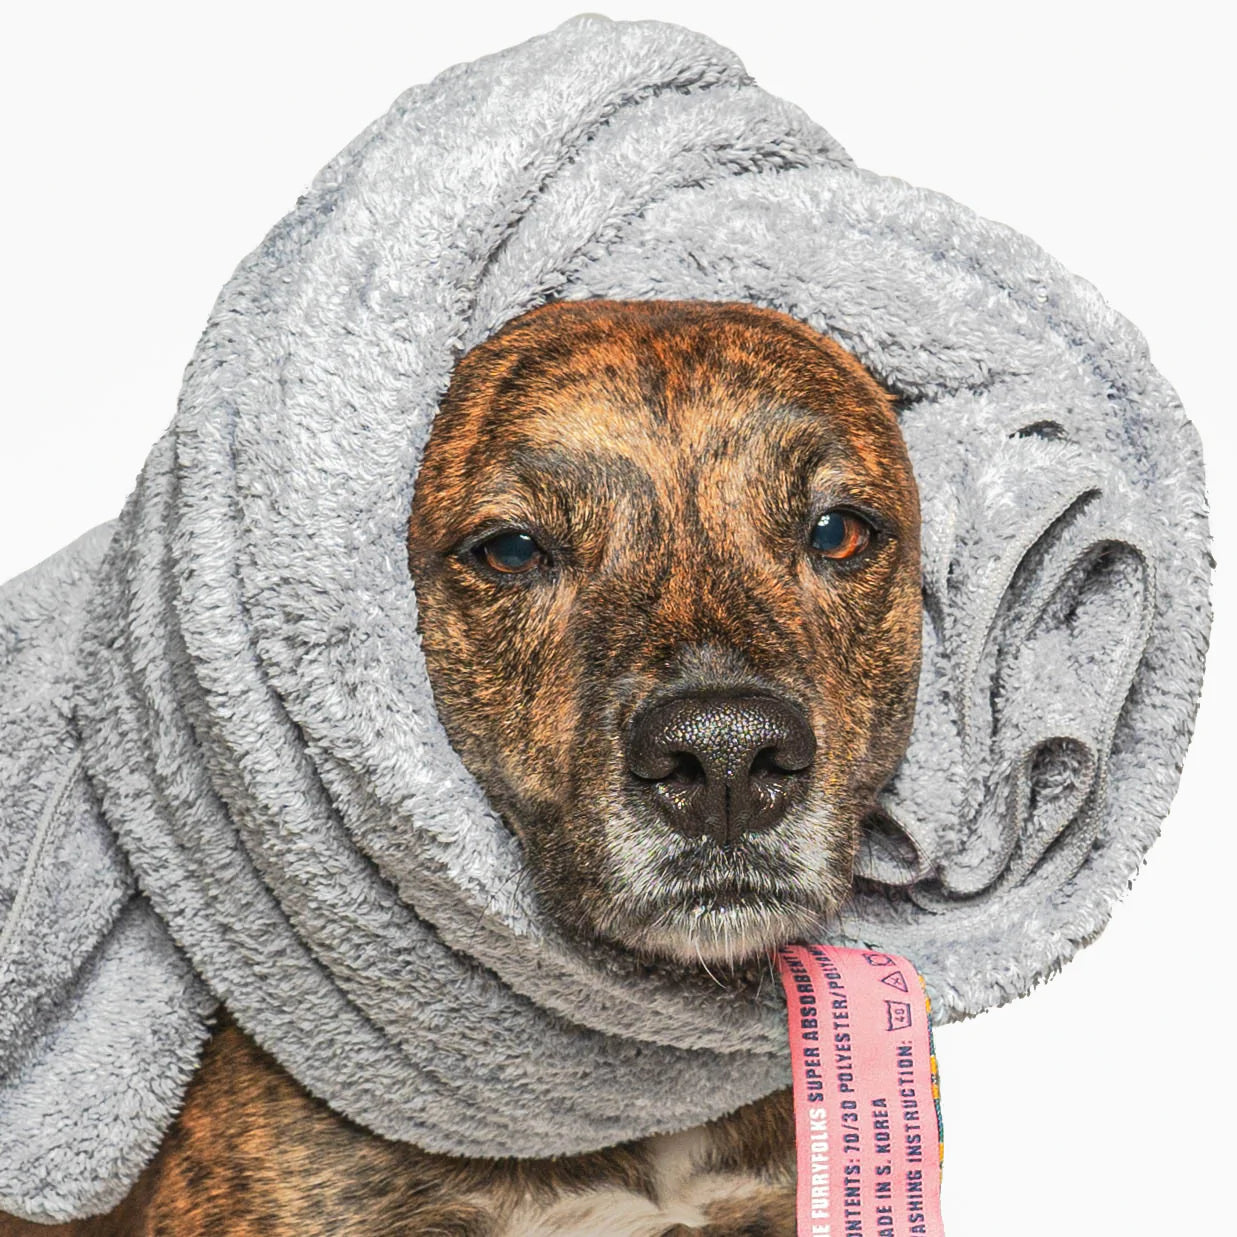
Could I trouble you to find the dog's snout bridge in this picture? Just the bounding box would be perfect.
[625,692,816,845]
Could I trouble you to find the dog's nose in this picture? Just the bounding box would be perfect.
[625,692,816,844]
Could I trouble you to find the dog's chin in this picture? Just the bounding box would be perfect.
[593,890,829,970]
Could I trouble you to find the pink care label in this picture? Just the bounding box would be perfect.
[776,944,945,1237]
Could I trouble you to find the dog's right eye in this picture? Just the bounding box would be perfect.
[471,530,547,575]
[809,509,874,561]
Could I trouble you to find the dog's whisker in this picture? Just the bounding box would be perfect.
[755,950,778,1004]
[694,939,726,989]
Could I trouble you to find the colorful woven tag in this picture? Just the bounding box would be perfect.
[776,944,945,1236]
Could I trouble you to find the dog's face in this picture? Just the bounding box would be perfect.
[408,300,921,968]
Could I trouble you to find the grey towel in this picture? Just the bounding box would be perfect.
[0,12,1212,1224]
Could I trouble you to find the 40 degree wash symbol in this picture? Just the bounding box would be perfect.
[885,1001,913,1031]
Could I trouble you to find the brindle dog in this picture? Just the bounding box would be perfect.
[1,299,922,1236]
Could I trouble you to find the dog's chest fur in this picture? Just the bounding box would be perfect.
[489,1127,791,1236]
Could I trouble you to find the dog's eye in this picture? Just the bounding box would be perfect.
[810,509,873,561]
[473,530,547,574]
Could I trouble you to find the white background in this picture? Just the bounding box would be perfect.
[2,2,1232,1233]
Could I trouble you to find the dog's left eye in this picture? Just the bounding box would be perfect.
[472,530,547,574]
[810,509,874,561]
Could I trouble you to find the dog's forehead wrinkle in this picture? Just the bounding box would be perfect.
[506,439,660,500]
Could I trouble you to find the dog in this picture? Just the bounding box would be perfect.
[0,298,922,1236]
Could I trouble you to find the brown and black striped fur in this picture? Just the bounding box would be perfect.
[407,299,921,966]
[1,299,921,1234]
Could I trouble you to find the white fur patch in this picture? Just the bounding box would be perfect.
[495,1125,777,1235]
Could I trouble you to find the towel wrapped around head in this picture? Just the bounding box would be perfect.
[0,12,1212,1224]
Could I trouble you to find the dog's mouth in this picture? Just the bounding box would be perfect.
[602,886,826,970]
[586,838,842,970]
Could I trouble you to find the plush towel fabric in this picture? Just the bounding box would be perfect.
[0,13,1212,1223]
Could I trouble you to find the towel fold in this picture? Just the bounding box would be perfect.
[0,13,1211,1223]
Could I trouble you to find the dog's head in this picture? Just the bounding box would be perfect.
[408,300,921,968]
